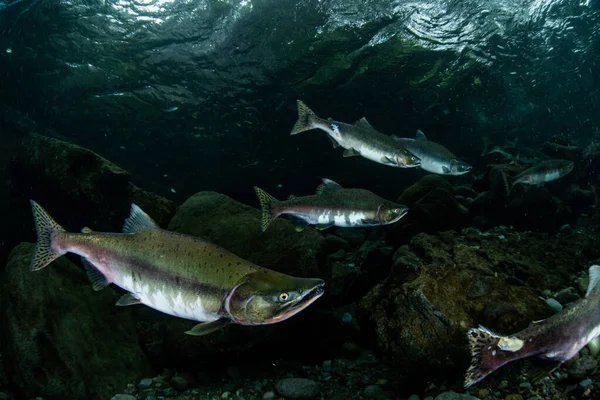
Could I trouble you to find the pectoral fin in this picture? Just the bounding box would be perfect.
[116,293,142,306]
[381,156,396,165]
[343,148,360,157]
[185,318,231,336]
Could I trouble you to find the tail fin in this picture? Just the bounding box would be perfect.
[254,187,281,232]
[464,326,505,388]
[290,100,318,135]
[29,200,67,271]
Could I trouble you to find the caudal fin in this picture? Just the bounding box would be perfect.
[290,100,319,135]
[464,326,505,388]
[254,187,281,232]
[29,200,67,271]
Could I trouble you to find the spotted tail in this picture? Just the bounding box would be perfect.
[29,200,67,271]
[290,100,319,135]
[254,187,281,232]
[465,326,509,388]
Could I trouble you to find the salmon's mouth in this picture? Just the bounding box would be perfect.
[265,283,325,324]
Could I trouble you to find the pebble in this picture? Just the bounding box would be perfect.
[408,395,420,400]
[221,392,231,399]
[363,385,384,399]
[111,395,136,400]
[477,389,489,398]
[275,378,320,400]
[322,360,332,372]
[341,313,353,323]
[329,249,347,260]
[170,376,188,391]
[504,395,523,400]
[545,298,563,312]
[263,392,276,400]
[0,393,8,400]
[138,378,153,389]
[568,354,598,378]
[579,378,593,389]
[555,287,580,304]
[519,382,532,390]
[434,391,480,400]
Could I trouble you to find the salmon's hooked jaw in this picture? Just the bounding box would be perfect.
[396,149,421,168]
[264,281,325,324]
[376,204,409,225]
[226,273,325,326]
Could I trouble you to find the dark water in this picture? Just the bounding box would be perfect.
[1,0,600,399]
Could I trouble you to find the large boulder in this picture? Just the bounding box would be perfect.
[5,134,177,274]
[168,191,327,277]
[0,243,150,400]
[359,229,592,383]
[390,175,468,244]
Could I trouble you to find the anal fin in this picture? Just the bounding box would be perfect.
[185,318,231,336]
[328,135,340,148]
[116,293,142,306]
[81,257,110,291]
[343,148,360,157]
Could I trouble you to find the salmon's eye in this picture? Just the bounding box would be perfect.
[279,292,289,302]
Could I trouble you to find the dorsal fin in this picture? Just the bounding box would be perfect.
[354,117,377,132]
[123,204,159,234]
[416,129,428,141]
[316,178,343,195]
[586,265,600,297]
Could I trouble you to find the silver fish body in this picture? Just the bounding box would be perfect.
[392,130,472,176]
[255,178,409,232]
[511,159,574,191]
[290,100,421,169]
[465,265,600,388]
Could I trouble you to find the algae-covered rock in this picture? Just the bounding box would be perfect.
[391,175,468,244]
[358,230,590,380]
[5,134,177,272]
[168,191,326,277]
[9,134,177,231]
[0,243,150,400]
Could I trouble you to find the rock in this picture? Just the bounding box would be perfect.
[393,175,469,242]
[567,353,598,379]
[6,134,177,262]
[554,287,580,304]
[170,376,189,391]
[335,229,367,246]
[138,378,153,389]
[168,192,326,277]
[262,392,276,400]
[275,378,320,400]
[434,391,480,400]
[545,298,563,312]
[503,395,523,400]
[111,395,137,400]
[359,231,558,378]
[1,243,150,399]
[324,234,350,251]
[0,393,8,400]
[363,384,385,399]
[579,378,593,389]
